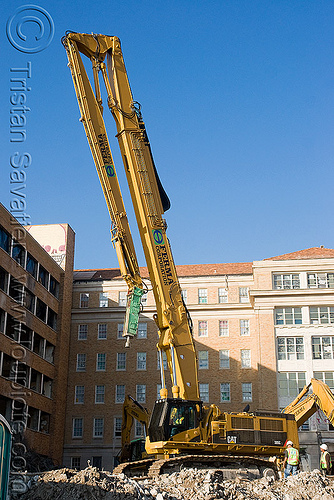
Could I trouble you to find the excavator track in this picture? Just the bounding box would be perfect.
[113,458,155,477]
[114,454,279,480]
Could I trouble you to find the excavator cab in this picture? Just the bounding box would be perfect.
[148,398,202,442]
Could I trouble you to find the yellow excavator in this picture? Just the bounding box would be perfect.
[118,395,150,464]
[62,32,334,478]
[282,378,334,427]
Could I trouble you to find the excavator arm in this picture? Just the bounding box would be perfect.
[62,33,144,340]
[119,395,150,462]
[63,32,199,401]
[283,378,334,427]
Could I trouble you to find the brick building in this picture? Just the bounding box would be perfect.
[63,247,334,471]
[0,203,75,467]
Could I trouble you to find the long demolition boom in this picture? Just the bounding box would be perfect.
[62,32,199,401]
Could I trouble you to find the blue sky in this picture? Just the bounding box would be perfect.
[1,1,334,270]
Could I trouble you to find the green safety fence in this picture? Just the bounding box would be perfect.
[0,415,11,500]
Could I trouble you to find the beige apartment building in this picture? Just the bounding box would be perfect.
[63,247,334,471]
[0,203,75,467]
[252,247,334,469]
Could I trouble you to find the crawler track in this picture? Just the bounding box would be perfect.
[113,458,155,477]
[114,454,279,479]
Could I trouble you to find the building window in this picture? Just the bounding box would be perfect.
[114,417,122,437]
[312,337,334,360]
[136,384,146,403]
[95,385,105,404]
[308,272,334,289]
[0,227,10,253]
[137,352,147,370]
[29,368,41,392]
[117,323,124,339]
[5,314,18,341]
[218,288,228,303]
[98,324,107,339]
[75,385,85,404]
[137,323,147,339]
[241,349,251,368]
[198,320,208,337]
[310,306,334,324]
[242,383,252,402]
[26,253,38,279]
[119,291,127,306]
[198,288,208,304]
[78,324,88,340]
[181,289,187,304]
[47,308,57,331]
[92,456,102,468]
[12,242,26,267]
[99,292,108,307]
[199,383,209,403]
[0,267,9,293]
[198,350,209,369]
[141,293,148,306]
[240,319,250,336]
[116,385,125,403]
[45,342,55,363]
[135,420,144,438]
[278,372,306,397]
[220,383,230,402]
[38,265,49,289]
[9,277,24,304]
[273,274,300,290]
[33,333,45,357]
[27,407,40,431]
[117,352,126,371]
[39,411,50,434]
[36,298,47,322]
[96,353,106,371]
[72,418,83,438]
[71,457,81,469]
[239,287,249,303]
[275,308,302,325]
[76,354,86,372]
[313,372,334,391]
[80,293,89,308]
[49,276,60,299]
[157,351,167,370]
[219,349,230,369]
[300,420,310,431]
[278,337,304,360]
[24,289,35,313]
[93,418,104,438]
[219,320,229,337]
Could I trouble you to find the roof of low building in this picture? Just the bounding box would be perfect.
[73,262,253,281]
[73,247,334,282]
[265,247,334,261]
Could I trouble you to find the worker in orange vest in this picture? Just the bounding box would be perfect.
[283,440,299,479]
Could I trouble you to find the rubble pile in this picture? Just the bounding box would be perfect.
[18,466,334,500]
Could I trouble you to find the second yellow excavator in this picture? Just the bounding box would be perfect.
[282,378,334,428]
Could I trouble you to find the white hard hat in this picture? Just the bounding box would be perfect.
[286,441,293,446]
[320,444,328,450]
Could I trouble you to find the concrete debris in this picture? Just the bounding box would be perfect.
[18,466,334,500]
